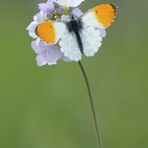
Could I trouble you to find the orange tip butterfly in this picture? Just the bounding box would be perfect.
[36,3,118,61]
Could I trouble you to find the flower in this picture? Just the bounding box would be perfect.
[27,0,109,66]
[27,0,85,67]
[61,15,71,22]
[72,8,83,17]
[97,27,106,38]
[31,40,70,66]
[54,0,84,7]
[61,8,83,22]
[38,0,54,17]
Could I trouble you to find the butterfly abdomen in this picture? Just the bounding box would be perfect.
[66,19,84,53]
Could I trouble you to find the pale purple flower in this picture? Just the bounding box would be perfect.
[72,8,83,17]
[55,7,64,15]
[38,0,54,17]
[33,11,47,23]
[97,27,106,38]
[54,0,84,7]
[31,40,71,66]
[61,15,71,22]
[61,8,83,22]
[26,21,38,39]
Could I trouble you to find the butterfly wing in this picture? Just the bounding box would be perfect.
[36,3,117,61]
[36,20,66,45]
[59,29,82,62]
[82,3,117,29]
[80,25,103,57]
[81,3,117,57]
[36,20,82,61]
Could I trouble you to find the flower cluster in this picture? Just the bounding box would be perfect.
[26,0,84,66]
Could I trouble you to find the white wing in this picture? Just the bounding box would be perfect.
[80,25,103,57]
[59,29,82,62]
[80,4,115,57]
[59,23,103,60]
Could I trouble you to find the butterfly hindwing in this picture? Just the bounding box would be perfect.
[80,3,117,57]
[80,25,102,57]
[59,29,82,62]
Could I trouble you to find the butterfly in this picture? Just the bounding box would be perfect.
[35,3,117,61]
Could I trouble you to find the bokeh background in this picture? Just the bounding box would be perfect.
[0,0,148,148]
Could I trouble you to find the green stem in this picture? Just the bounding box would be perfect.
[78,61,103,148]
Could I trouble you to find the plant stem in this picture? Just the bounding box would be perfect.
[78,61,102,148]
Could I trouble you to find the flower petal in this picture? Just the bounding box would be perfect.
[72,8,83,17]
[55,7,64,15]
[46,46,63,65]
[38,1,54,16]
[54,0,84,7]
[33,11,47,23]
[54,0,66,6]
[97,27,106,38]
[61,15,70,22]
[69,0,84,7]
[31,40,46,54]
[62,55,72,62]
[26,21,38,38]
[36,53,48,66]
[47,0,54,3]
[47,0,54,9]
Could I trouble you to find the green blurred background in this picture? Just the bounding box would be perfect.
[0,0,148,148]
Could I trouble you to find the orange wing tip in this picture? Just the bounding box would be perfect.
[36,20,56,44]
[93,3,118,28]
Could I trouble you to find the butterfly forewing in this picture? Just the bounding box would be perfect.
[36,20,66,45]
[80,25,103,57]
[82,3,117,28]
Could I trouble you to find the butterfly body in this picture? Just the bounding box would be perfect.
[36,3,117,61]
[66,17,84,53]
